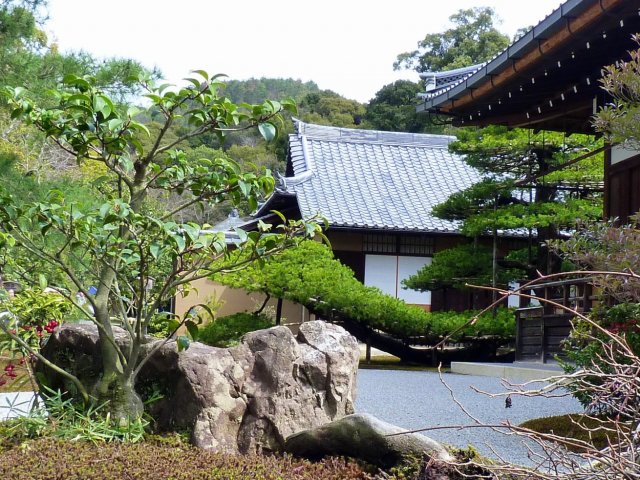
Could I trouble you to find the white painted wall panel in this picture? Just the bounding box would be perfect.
[397,256,431,304]
[611,146,640,165]
[508,281,520,308]
[364,255,397,297]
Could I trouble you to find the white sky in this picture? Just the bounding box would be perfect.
[45,0,564,103]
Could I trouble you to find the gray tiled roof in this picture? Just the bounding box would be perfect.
[419,64,485,99]
[268,120,482,234]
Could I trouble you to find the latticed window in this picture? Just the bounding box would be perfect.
[363,234,434,255]
[363,234,396,253]
[399,236,434,255]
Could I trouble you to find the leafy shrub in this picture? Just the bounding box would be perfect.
[146,312,176,338]
[0,288,73,388]
[2,288,71,338]
[198,312,274,347]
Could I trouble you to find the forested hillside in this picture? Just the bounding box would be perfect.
[222,78,320,104]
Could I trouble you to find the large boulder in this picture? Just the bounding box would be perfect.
[38,320,359,454]
[284,413,452,468]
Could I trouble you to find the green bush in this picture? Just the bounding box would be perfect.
[146,312,175,338]
[198,312,274,347]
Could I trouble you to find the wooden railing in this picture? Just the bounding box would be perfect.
[515,277,596,363]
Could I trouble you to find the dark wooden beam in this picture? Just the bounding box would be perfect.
[439,0,627,114]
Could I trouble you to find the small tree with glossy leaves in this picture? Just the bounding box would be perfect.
[0,71,320,422]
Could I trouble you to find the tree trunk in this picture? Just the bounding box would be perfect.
[89,183,148,422]
[94,376,144,423]
[92,270,143,421]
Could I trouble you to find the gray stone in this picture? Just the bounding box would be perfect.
[38,320,359,454]
[284,413,452,468]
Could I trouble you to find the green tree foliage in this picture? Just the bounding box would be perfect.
[298,90,366,127]
[394,7,510,72]
[364,80,434,133]
[0,1,46,87]
[432,126,603,277]
[213,240,515,341]
[0,4,150,102]
[150,143,281,225]
[0,1,156,195]
[211,78,321,157]
[0,71,321,421]
[222,77,320,105]
[180,81,366,165]
[0,153,100,287]
[403,243,516,291]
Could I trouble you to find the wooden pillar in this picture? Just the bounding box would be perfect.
[365,339,371,365]
[275,297,283,326]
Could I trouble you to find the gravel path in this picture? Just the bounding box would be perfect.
[355,368,584,467]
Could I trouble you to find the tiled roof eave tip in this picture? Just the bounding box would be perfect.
[327,224,464,234]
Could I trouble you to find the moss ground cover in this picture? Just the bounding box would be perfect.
[520,413,629,451]
[0,435,375,480]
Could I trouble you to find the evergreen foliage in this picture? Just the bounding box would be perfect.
[403,243,516,291]
[213,241,515,341]
[431,126,603,277]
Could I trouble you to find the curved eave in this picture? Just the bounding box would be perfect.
[418,0,630,128]
[254,191,300,218]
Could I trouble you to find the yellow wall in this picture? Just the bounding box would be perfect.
[174,277,313,330]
